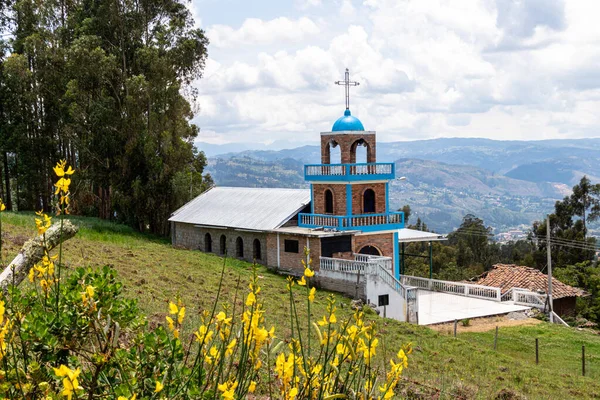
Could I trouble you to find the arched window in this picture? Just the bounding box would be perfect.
[236,237,244,258]
[253,239,262,260]
[205,233,212,252]
[359,245,382,256]
[324,189,334,214]
[363,188,376,213]
[220,235,226,255]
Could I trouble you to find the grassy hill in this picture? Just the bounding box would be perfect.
[3,212,600,399]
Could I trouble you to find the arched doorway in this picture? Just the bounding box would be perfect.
[363,188,375,213]
[220,235,226,255]
[205,233,212,252]
[253,239,261,260]
[236,237,244,258]
[324,189,334,214]
[358,245,382,256]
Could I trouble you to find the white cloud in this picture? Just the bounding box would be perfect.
[191,0,600,146]
[207,17,320,48]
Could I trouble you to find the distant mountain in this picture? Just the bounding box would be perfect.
[206,153,573,233]
[206,137,600,186]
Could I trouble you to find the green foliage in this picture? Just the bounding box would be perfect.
[0,0,211,235]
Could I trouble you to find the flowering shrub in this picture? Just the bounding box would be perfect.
[0,161,411,399]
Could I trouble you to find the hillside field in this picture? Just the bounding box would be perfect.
[2,212,600,399]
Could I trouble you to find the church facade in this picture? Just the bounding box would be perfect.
[170,70,406,282]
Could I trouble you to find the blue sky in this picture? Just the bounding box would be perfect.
[189,0,600,150]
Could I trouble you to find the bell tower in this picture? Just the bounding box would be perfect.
[299,69,404,271]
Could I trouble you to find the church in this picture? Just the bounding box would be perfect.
[169,69,443,282]
[169,70,566,325]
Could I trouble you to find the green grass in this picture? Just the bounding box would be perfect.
[3,211,600,399]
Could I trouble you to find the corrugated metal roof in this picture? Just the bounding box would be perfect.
[474,264,587,300]
[169,187,311,231]
[397,228,447,243]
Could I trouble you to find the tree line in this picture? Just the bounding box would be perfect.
[402,176,600,323]
[0,0,213,235]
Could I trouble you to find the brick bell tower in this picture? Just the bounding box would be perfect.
[299,68,405,276]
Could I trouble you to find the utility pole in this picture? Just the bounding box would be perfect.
[547,215,554,323]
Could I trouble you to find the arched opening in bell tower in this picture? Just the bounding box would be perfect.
[324,140,341,164]
[351,139,369,164]
[363,188,376,213]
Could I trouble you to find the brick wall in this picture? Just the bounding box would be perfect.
[351,183,387,214]
[312,184,347,215]
[171,223,268,265]
[266,233,322,274]
[320,132,377,164]
[353,232,395,258]
[316,269,366,300]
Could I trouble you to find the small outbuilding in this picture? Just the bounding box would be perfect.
[472,264,587,317]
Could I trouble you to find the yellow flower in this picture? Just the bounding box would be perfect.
[54,177,72,195]
[169,302,178,314]
[53,160,75,177]
[166,316,175,331]
[178,306,185,324]
[215,311,232,326]
[194,325,214,343]
[225,338,237,357]
[304,267,315,278]
[308,287,316,302]
[297,276,306,286]
[218,380,238,400]
[329,314,337,324]
[154,381,164,393]
[249,381,256,393]
[317,316,328,326]
[53,365,81,400]
[287,387,298,399]
[35,211,52,235]
[246,292,256,306]
[0,199,5,212]
[28,268,35,283]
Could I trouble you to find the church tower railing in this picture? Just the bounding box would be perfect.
[304,162,395,181]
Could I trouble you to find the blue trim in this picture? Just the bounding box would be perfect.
[385,182,389,212]
[298,211,405,232]
[304,163,395,182]
[346,184,352,216]
[310,184,314,214]
[394,231,399,280]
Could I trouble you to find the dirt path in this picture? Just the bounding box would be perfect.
[429,314,542,334]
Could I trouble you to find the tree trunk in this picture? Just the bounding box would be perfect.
[0,220,79,292]
[3,152,11,210]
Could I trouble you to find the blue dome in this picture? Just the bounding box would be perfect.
[332,109,365,132]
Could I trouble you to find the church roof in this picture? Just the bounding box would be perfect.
[332,109,365,131]
[169,187,311,231]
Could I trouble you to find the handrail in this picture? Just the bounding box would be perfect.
[305,162,394,178]
[501,287,547,308]
[299,211,404,230]
[551,311,569,327]
[400,275,502,301]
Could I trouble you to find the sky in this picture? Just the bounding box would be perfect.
[189,0,600,150]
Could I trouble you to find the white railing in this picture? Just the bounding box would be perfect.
[400,275,502,301]
[349,212,403,227]
[320,254,393,274]
[375,263,408,298]
[319,257,371,274]
[551,311,569,327]
[513,289,546,308]
[305,163,394,177]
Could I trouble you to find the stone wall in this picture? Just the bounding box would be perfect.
[171,222,268,265]
[351,183,387,214]
[353,232,395,257]
[266,233,321,274]
[316,269,366,299]
[171,222,202,250]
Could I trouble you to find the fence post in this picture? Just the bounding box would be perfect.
[583,345,586,377]
[453,320,458,338]
[535,338,539,364]
[494,326,498,350]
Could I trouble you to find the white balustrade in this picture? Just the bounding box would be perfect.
[400,275,502,301]
[305,163,393,177]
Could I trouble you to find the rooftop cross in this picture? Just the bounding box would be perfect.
[335,68,360,110]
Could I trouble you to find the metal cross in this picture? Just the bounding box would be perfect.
[335,68,360,110]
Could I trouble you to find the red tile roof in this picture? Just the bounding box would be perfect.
[473,264,587,300]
